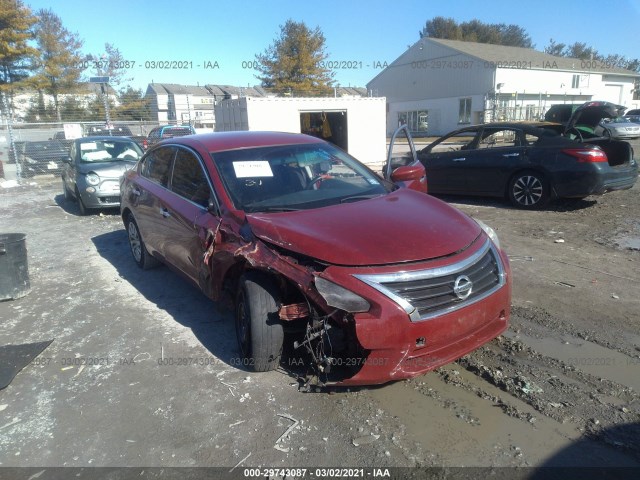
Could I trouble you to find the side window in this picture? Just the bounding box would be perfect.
[140,147,174,187]
[524,133,541,146]
[69,143,76,163]
[431,130,479,152]
[479,128,519,148]
[170,148,212,208]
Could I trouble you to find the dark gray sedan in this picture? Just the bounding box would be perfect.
[61,136,143,215]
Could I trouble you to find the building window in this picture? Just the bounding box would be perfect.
[571,74,580,89]
[397,110,429,133]
[459,98,471,124]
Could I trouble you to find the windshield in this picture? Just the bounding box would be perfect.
[78,140,143,163]
[212,142,390,213]
[608,117,631,124]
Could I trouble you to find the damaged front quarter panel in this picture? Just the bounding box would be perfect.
[200,211,370,388]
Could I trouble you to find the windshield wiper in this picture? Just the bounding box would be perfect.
[340,194,383,204]
[248,206,301,213]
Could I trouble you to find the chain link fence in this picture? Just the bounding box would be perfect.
[0,118,168,181]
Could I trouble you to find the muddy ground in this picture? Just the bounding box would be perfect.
[1,145,639,476]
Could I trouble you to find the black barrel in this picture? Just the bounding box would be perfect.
[0,233,30,300]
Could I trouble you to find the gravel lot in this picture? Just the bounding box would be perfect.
[1,140,639,475]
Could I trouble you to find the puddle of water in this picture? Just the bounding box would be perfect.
[505,331,640,392]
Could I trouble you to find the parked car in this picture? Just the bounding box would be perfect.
[51,131,74,150]
[120,130,511,386]
[146,124,195,148]
[83,123,148,150]
[624,114,640,124]
[62,136,144,215]
[84,124,134,137]
[544,103,582,123]
[18,140,69,176]
[596,117,640,140]
[625,109,640,116]
[413,102,638,208]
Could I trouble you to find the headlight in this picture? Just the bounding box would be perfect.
[475,219,501,249]
[315,277,370,313]
[85,172,100,186]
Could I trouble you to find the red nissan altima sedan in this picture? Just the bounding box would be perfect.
[120,131,511,387]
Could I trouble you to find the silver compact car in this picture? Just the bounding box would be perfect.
[595,117,640,140]
[62,136,144,215]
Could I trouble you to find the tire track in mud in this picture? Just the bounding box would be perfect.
[368,307,640,467]
[447,321,640,462]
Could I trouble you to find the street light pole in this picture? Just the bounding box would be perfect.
[0,92,21,183]
[101,82,111,129]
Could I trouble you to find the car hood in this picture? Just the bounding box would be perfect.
[566,102,626,131]
[77,160,137,177]
[246,189,482,266]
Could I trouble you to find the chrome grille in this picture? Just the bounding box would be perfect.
[355,240,505,322]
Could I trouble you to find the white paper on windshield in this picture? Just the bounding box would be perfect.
[83,150,111,161]
[233,161,273,178]
[80,142,98,150]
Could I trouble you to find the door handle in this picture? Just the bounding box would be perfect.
[160,208,171,218]
[452,158,466,162]
[502,153,520,157]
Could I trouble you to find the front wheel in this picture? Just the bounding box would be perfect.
[62,179,72,201]
[235,271,284,372]
[75,188,88,215]
[508,171,549,209]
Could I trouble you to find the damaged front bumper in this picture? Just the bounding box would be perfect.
[311,238,512,386]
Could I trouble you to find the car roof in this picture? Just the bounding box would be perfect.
[77,136,138,142]
[158,125,193,130]
[160,131,325,152]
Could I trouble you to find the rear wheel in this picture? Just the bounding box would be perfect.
[126,215,159,270]
[235,271,284,372]
[508,171,549,209]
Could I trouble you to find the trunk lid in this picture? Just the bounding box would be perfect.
[565,101,626,132]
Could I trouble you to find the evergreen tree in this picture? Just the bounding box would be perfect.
[32,8,84,121]
[255,19,334,96]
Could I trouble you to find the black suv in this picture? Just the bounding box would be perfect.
[544,104,583,123]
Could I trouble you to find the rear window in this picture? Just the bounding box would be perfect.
[162,127,193,138]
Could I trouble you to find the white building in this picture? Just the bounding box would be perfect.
[367,38,640,136]
[215,96,387,169]
[8,83,118,122]
[145,83,218,128]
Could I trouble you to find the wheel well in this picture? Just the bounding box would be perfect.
[121,207,132,225]
[224,264,304,307]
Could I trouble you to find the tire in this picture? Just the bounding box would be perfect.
[76,188,88,215]
[235,271,284,372]
[126,215,159,270]
[62,179,72,201]
[508,171,550,209]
